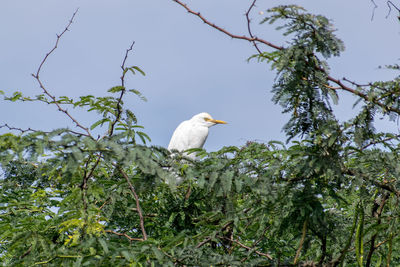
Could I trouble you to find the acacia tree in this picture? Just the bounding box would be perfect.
[1,1,400,266]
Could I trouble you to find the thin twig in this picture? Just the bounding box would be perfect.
[105,230,143,242]
[80,153,102,215]
[360,134,400,151]
[219,236,273,260]
[109,41,135,136]
[172,0,282,51]
[116,165,148,240]
[386,1,400,18]
[81,153,102,190]
[98,198,110,210]
[0,124,49,134]
[19,245,32,259]
[245,0,262,54]
[195,221,233,248]
[31,9,91,137]
[371,0,378,21]
[0,123,84,136]
[195,236,212,249]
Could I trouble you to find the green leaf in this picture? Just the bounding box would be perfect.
[128,66,146,76]
[98,238,109,254]
[90,118,110,130]
[10,91,22,101]
[151,247,164,261]
[128,89,147,101]
[108,86,125,93]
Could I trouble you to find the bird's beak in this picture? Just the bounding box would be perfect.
[205,118,227,124]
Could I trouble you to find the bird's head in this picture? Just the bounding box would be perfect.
[192,112,227,127]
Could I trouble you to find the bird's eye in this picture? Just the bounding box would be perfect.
[204,117,211,122]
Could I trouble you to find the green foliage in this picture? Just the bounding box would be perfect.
[254,5,345,140]
[2,4,400,266]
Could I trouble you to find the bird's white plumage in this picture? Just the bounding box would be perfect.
[168,112,226,159]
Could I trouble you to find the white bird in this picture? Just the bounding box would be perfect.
[168,112,227,159]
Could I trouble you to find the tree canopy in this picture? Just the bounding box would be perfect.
[1,2,400,266]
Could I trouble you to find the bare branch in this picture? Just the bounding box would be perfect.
[172,0,282,51]
[0,123,85,136]
[0,124,49,134]
[109,41,136,136]
[31,9,91,137]
[386,1,400,18]
[245,0,262,54]
[371,0,378,20]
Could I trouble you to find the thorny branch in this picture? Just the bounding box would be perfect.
[31,8,91,137]
[109,41,136,136]
[172,0,400,115]
[116,165,148,240]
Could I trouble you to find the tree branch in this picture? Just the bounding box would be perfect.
[172,0,400,116]
[294,219,308,264]
[105,230,143,242]
[342,77,400,114]
[116,165,148,240]
[195,221,233,248]
[19,245,32,259]
[172,0,283,51]
[245,0,262,54]
[386,1,400,18]
[0,124,50,134]
[0,123,84,136]
[31,9,91,137]
[109,41,135,136]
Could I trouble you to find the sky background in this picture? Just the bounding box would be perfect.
[1,0,400,152]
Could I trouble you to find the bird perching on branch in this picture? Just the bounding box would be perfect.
[168,112,227,159]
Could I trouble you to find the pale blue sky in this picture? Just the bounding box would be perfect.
[1,0,399,151]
